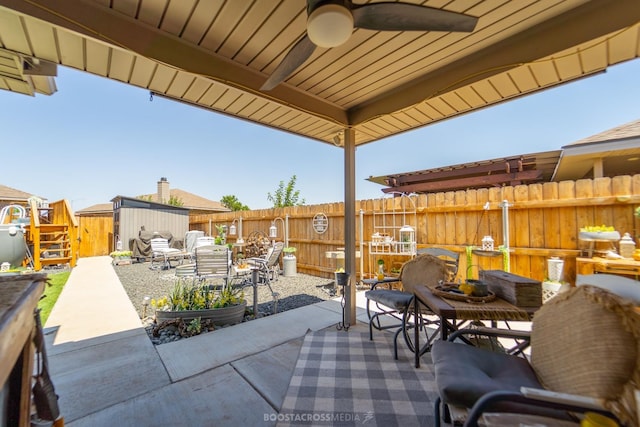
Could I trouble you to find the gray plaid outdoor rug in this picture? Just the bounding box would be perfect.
[277,330,437,426]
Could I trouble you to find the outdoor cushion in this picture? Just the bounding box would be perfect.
[364,289,413,311]
[432,340,574,420]
[432,340,541,408]
[530,285,640,426]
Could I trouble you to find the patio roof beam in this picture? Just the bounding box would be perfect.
[348,0,640,126]
[0,0,348,126]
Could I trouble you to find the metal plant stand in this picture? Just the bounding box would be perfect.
[335,272,350,331]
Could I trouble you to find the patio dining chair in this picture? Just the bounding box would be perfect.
[431,284,640,427]
[194,244,230,288]
[365,253,448,359]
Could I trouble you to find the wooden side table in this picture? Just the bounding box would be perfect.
[0,273,47,426]
[576,257,640,277]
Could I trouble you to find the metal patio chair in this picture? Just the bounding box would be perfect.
[432,284,640,427]
[365,253,449,359]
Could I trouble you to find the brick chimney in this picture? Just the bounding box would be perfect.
[157,177,170,203]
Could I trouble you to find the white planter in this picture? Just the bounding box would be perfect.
[283,255,297,277]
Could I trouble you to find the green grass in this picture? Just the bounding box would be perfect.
[38,271,70,325]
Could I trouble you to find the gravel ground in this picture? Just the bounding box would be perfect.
[114,260,338,326]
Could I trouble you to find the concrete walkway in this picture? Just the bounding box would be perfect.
[44,257,380,426]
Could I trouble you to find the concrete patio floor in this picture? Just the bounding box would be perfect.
[43,257,393,426]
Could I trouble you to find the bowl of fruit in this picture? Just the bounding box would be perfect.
[579,225,620,241]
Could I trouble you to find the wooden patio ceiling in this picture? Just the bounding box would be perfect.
[0,0,639,146]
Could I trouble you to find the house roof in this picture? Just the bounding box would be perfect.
[0,1,638,146]
[75,203,113,215]
[138,189,229,213]
[565,118,640,147]
[0,184,43,202]
[554,118,640,181]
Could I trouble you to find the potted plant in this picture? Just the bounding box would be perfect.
[109,250,133,265]
[214,224,226,245]
[152,282,247,328]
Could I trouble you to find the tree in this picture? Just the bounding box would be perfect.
[267,175,305,207]
[220,195,249,211]
[168,195,184,207]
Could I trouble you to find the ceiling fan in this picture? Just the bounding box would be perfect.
[260,0,478,91]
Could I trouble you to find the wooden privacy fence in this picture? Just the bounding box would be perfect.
[192,175,640,283]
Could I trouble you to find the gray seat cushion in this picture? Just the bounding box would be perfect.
[433,340,541,408]
[431,340,577,420]
[365,289,413,311]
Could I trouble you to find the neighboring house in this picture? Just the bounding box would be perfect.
[0,184,45,208]
[554,118,640,181]
[138,177,230,215]
[369,118,640,194]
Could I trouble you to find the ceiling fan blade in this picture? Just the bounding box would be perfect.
[352,3,478,33]
[261,34,316,91]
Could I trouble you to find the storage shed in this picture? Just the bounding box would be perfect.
[112,196,189,253]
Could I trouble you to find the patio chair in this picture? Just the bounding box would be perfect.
[242,242,284,313]
[150,237,189,270]
[431,284,640,427]
[417,247,459,282]
[365,253,448,359]
[576,273,640,304]
[247,241,284,286]
[194,244,230,288]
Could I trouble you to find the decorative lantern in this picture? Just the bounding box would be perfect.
[619,232,636,258]
[399,225,415,253]
[481,235,494,251]
[269,222,277,238]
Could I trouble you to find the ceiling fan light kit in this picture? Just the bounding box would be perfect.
[307,3,354,48]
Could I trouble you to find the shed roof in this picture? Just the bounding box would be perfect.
[112,195,189,213]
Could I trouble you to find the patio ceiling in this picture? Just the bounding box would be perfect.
[0,0,639,147]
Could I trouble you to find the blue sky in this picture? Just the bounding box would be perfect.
[1,59,639,211]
